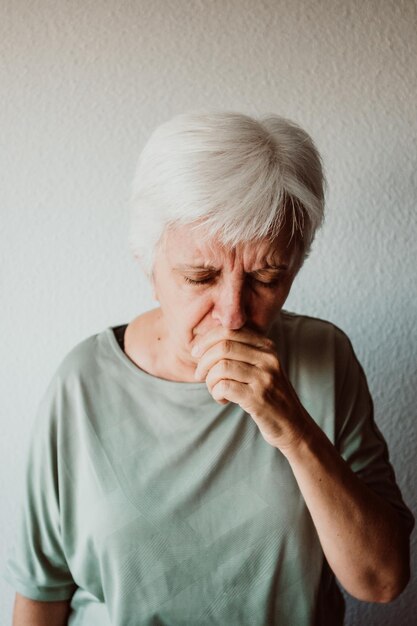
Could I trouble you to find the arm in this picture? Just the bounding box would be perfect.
[6,380,77,619]
[13,593,71,626]
[193,326,412,602]
[281,409,411,602]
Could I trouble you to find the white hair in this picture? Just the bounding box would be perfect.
[128,111,325,273]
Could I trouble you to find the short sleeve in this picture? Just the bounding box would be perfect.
[4,378,77,601]
[334,333,414,534]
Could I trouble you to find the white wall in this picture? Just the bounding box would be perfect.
[1,1,416,623]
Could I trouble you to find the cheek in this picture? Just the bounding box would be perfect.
[248,289,280,311]
[247,287,289,324]
[166,290,213,331]
[187,294,218,334]
[251,303,278,327]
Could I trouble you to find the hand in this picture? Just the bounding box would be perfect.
[192,326,308,451]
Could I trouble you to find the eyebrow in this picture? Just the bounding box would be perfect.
[253,264,289,272]
[173,263,289,272]
[174,264,218,271]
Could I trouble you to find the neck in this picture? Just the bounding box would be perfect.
[152,311,197,382]
[126,308,198,383]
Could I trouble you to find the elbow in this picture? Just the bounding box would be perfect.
[358,527,412,603]
[350,561,411,604]
[340,516,413,604]
[374,569,411,604]
[343,539,411,604]
[375,537,412,603]
[348,578,409,604]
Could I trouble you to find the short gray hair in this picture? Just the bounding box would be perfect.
[128,111,325,273]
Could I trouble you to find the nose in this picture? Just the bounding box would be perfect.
[211,280,248,330]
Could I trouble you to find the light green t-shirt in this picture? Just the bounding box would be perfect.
[5,311,414,626]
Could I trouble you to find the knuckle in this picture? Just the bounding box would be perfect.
[266,352,280,369]
[213,381,226,400]
[264,371,275,388]
[219,358,229,371]
[220,379,230,392]
[222,339,232,354]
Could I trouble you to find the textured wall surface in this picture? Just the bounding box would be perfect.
[1,1,416,624]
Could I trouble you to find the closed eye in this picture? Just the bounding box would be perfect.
[183,272,283,288]
[183,275,216,285]
[250,270,284,289]
[252,277,280,289]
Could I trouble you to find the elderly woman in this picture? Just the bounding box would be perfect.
[7,112,414,626]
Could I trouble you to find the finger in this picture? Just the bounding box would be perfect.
[211,379,248,405]
[205,359,254,393]
[195,340,272,381]
[191,325,273,359]
[195,339,279,381]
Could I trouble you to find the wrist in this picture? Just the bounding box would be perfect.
[277,410,327,462]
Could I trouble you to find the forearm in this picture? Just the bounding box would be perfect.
[282,414,410,602]
[13,593,71,626]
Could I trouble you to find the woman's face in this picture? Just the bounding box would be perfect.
[151,223,301,363]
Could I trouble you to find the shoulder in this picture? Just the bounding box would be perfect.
[277,310,354,360]
[275,311,369,438]
[35,328,114,425]
[54,328,113,382]
[276,310,370,405]
[273,310,362,399]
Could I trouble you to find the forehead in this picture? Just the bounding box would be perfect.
[162,223,299,269]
